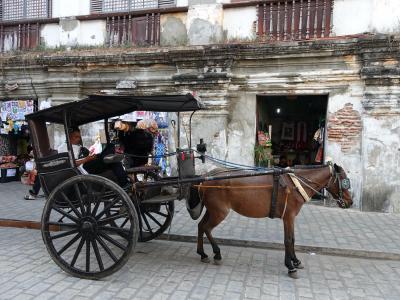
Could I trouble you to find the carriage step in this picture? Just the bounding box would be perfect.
[141,194,178,204]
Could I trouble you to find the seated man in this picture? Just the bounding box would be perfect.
[57,127,129,187]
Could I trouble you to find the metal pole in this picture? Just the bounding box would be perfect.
[134,168,291,189]
[177,112,180,150]
[63,111,75,168]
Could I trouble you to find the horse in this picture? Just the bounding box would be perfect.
[193,162,353,278]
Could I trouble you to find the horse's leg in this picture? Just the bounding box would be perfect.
[197,210,210,263]
[203,210,228,265]
[283,215,298,279]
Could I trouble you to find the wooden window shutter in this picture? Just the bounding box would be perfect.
[90,0,103,14]
[158,0,175,8]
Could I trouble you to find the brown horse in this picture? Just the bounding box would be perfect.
[194,163,353,278]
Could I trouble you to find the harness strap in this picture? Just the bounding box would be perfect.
[281,188,290,219]
[270,170,281,219]
[289,173,311,202]
[193,185,272,189]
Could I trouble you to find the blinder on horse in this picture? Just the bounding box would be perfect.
[329,163,351,208]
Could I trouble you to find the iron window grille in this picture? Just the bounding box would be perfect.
[0,0,52,21]
[91,0,176,13]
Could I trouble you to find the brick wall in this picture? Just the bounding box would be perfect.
[327,103,362,152]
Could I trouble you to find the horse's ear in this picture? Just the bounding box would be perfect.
[334,163,340,173]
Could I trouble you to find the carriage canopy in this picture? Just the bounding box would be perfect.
[25,93,204,126]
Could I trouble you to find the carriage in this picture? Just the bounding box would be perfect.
[26,92,352,280]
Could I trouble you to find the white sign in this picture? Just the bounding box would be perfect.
[6,168,16,177]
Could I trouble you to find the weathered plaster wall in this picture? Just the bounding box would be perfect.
[160,13,188,46]
[53,0,90,18]
[79,20,107,46]
[333,0,400,36]
[41,24,61,48]
[362,117,400,212]
[223,7,257,42]
[325,91,364,209]
[59,18,80,47]
[225,92,257,166]
[187,4,224,45]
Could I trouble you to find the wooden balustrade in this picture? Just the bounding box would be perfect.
[0,23,40,52]
[257,0,333,41]
[106,13,160,46]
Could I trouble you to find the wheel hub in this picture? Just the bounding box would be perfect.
[82,221,94,232]
[80,217,97,236]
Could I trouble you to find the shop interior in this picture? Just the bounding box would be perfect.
[0,99,36,183]
[256,95,328,167]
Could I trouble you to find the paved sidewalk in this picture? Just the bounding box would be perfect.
[1,227,400,300]
[1,182,400,260]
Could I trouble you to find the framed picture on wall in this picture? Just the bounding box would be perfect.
[281,122,295,141]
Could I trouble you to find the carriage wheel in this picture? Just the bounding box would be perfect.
[134,172,175,242]
[41,175,139,279]
[138,200,174,242]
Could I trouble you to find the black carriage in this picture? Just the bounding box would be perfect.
[26,93,206,279]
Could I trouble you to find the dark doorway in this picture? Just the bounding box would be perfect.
[256,95,328,168]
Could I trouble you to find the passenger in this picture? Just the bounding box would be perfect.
[57,127,129,188]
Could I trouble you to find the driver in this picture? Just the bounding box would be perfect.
[57,127,129,188]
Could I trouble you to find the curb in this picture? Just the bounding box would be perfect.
[159,233,400,261]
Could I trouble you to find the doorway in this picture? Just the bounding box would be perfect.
[256,95,328,168]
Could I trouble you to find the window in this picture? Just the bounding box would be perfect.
[90,0,176,14]
[0,0,51,21]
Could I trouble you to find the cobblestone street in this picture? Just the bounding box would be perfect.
[0,227,400,300]
[1,182,400,299]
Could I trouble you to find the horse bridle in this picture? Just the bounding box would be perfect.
[326,164,351,208]
[291,164,351,208]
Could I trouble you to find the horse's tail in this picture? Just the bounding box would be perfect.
[185,184,204,220]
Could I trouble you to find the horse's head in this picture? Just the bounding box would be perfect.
[326,163,353,208]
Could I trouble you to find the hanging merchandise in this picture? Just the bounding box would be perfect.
[313,125,324,163]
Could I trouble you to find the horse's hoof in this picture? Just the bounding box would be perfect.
[294,262,304,269]
[201,257,210,263]
[288,270,299,279]
[213,258,222,265]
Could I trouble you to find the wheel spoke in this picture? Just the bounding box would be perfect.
[91,185,105,217]
[73,183,85,216]
[86,239,90,272]
[46,222,78,230]
[98,226,131,240]
[120,218,129,228]
[52,205,80,224]
[152,211,168,218]
[144,212,162,227]
[70,236,85,267]
[85,182,93,216]
[95,197,122,220]
[92,239,104,271]
[50,229,79,240]
[98,232,127,251]
[96,236,118,262]
[57,233,82,256]
[141,211,154,233]
[98,213,128,225]
[60,192,82,218]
